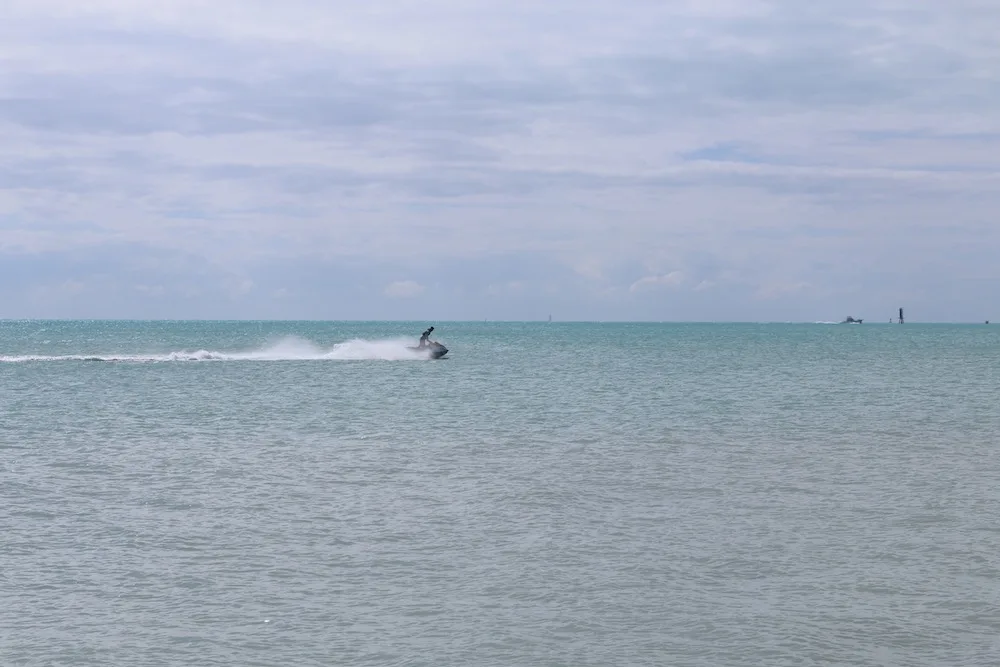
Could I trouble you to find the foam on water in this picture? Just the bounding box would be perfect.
[0,336,434,363]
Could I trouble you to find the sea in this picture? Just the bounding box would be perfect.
[2,320,998,667]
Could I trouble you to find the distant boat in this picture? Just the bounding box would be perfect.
[840,316,863,324]
[548,314,552,323]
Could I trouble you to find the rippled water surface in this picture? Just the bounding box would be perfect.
[2,321,999,666]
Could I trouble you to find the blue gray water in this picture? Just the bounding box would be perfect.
[2,321,999,666]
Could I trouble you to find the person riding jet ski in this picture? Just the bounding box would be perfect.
[418,326,434,349]
[409,326,448,358]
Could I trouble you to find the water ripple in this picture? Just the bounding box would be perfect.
[2,322,999,666]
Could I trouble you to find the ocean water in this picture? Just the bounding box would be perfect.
[2,320,998,667]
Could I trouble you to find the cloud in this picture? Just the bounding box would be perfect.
[134,284,165,296]
[629,271,685,293]
[0,1,998,320]
[384,280,425,298]
[485,280,525,296]
[754,281,813,300]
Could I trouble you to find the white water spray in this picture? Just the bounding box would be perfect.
[0,336,436,363]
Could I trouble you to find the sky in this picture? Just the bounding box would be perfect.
[2,0,998,321]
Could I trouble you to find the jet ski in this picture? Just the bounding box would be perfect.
[424,341,450,359]
[407,341,448,359]
[407,326,449,359]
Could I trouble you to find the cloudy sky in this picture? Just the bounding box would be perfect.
[2,0,998,321]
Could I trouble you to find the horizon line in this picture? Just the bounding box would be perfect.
[1,318,993,325]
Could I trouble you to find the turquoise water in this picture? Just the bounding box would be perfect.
[2,321,999,666]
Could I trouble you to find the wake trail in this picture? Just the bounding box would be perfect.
[0,336,434,363]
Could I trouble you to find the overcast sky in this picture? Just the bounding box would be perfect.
[2,0,998,321]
